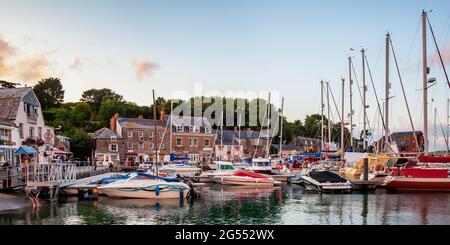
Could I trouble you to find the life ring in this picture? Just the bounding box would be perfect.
[276,163,283,171]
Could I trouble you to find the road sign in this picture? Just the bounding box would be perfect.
[44,131,53,141]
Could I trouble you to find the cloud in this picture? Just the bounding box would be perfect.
[428,40,450,67]
[0,37,16,76]
[70,57,84,70]
[131,58,158,81]
[0,37,52,84]
[14,54,50,82]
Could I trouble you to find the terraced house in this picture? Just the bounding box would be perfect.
[0,87,55,164]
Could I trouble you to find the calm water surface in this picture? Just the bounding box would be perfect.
[1,185,450,225]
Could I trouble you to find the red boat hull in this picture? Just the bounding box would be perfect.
[419,155,450,163]
[387,177,450,192]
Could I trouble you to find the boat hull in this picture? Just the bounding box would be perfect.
[101,188,189,199]
[213,176,274,187]
[386,177,450,192]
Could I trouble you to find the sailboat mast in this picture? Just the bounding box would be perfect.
[266,93,271,158]
[341,78,345,152]
[422,10,429,155]
[362,48,367,150]
[434,107,437,154]
[448,98,449,156]
[152,89,159,176]
[321,81,325,151]
[327,82,331,145]
[279,97,284,158]
[169,101,173,154]
[348,57,353,149]
[385,32,391,147]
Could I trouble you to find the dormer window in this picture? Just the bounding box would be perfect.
[205,127,211,134]
[176,126,184,132]
[111,136,117,141]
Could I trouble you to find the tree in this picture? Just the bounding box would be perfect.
[33,78,64,109]
[81,88,123,113]
[98,96,124,127]
[64,128,93,160]
[0,80,20,88]
[72,102,92,127]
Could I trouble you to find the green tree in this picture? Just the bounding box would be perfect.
[33,78,65,109]
[81,88,123,113]
[64,128,93,160]
[98,96,124,127]
[0,80,20,88]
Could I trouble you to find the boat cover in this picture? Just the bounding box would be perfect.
[419,155,450,163]
[308,171,348,183]
[233,171,268,179]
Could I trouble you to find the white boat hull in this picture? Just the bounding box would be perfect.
[101,188,189,199]
[213,176,274,187]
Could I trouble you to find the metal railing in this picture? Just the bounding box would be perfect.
[0,165,25,189]
[26,163,76,186]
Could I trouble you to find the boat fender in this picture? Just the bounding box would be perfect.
[155,186,160,196]
[276,163,283,171]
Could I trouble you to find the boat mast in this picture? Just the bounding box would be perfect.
[220,110,223,160]
[422,10,429,156]
[448,98,449,156]
[348,57,353,149]
[170,101,173,155]
[327,82,331,146]
[362,48,367,151]
[152,89,159,176]
[341,78,345,152]
[266,92,271,158]
[434,107,437,154]
[279,97,284,159]
[321,81,325,151]
[385,32,391,149]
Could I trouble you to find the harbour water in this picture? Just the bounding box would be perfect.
[1,185,450,225]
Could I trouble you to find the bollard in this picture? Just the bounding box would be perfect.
[363,158,369,182]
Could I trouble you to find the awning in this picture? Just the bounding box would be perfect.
[15,146,38,155]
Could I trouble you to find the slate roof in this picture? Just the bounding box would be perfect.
[117,117,166,128]
[0,87,33,122]
[91,127,120,139]
[169,115,212,127]
[273,144,303,152]
[294,136,321,147]
[214,129,270,145]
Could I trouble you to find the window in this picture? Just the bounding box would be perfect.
[127,131,133,138]
[205,127,212,134]
[29,127,35,139]
[111,136,117,141]
[109,144,118,152]
[111,155,119,161]
[127,142,133,149]
[204,139,210,147]
[189,126,194,132]
[19,123,24,139]
[176,126,184,132]
[149,143,154,149]
[176,137,182,147]
[160,143,164,149]
[148,131,154,138]
[159,132,164,139]
[138,142,144,149]
[138,131,144,137]
[189,126,200,133]
[189,138,198,147]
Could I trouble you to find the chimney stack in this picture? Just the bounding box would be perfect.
[110,113,120,132]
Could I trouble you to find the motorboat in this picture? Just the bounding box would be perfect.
[385,167,450,192]
[301,170,352,193]
[339,154,393,180]
[159,162,201,177]
[205,161,237,179]
[239,158,272,173]
[212,171,275,187]
[98,174,191,199]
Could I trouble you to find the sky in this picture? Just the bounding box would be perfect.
[0,0,449,150]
